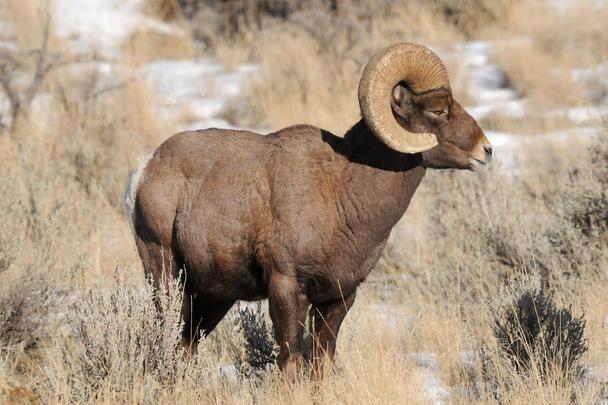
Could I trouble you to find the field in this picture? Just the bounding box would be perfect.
[0,0,607,403]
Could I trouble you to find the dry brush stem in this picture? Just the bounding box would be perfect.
[0,7,62,133]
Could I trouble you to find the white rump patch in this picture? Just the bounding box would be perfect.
[124,152,153,231]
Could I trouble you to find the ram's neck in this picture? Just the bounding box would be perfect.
[337,119,426,241]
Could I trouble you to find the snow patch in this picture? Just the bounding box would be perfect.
[143,59,257,130]
[406,352,478,404]
[55,0,186,58]
[565,105,608,125]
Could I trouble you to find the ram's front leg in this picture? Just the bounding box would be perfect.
[268,273,309,380]
[309,291,356,378]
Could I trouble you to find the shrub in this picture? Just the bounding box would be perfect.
[543,130,608,275]
[561,131,608,239]
[0,179,27,275]
[233,302,277,374]
[493,284,588,379]
[0,174,77,352]
[0,282,52,352]
[39,272,187,401]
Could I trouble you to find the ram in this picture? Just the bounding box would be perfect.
[126,43,492,377]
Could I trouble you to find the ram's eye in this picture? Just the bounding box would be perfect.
[432,110,445,116]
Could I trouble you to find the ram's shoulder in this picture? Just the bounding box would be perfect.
[270,124,345,153]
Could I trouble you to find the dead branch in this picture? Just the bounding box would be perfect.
[0,8,61,133]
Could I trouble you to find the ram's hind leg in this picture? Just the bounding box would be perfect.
[134,236,194,348]
[135,237,182,287]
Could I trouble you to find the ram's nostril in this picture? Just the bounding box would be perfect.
[484,144,493,156]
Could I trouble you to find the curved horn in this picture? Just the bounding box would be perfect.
[358,43,450,153]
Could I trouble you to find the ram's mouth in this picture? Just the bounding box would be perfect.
[468,141,493,171]
[469,157,490,171]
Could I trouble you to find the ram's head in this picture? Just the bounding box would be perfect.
[359,43,492,170]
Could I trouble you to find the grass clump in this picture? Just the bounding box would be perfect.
[493,284,588,380]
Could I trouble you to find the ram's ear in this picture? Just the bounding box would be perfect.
[390,83,417,121]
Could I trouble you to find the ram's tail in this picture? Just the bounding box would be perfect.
[124,153,153,232]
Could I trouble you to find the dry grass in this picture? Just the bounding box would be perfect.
[486,1,608,109]
[0,0,174,276]
[121,25,195,63]
[213,38,253,71]
[219,0,464,133]
[1,0,607,403]
[0,0,59,51]
[143,0,186,21]
[219,0,608,137]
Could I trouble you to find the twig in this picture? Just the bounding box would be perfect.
[0,8,60,133]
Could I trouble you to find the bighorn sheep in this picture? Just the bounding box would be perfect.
[126,43,492,377]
